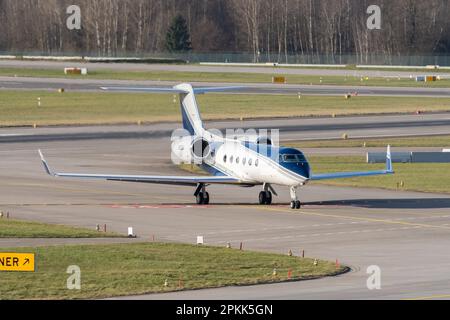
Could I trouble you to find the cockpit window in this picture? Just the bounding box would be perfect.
[280,154,307,163]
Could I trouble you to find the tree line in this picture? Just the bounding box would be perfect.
[0,0,449,63]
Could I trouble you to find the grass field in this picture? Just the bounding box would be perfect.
[181,156,450,194]
[0,242,345,299]
[1,67,449,88]
[0,219,123,238]
[1,90,450,126]
[309,156,450,194]
[287,135,450,148]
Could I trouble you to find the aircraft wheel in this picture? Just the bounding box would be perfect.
[203,192,210,205]
[290,201,297,209]
[196,193,204,205]
[265,192,273,205]
[295,200,301,209]
[259,191,267,205]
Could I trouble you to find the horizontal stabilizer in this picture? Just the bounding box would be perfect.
[100,85,245,95]
[193,87,245,94]
[100,87,189,94]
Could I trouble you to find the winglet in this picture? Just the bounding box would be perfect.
[386,145,394,173]
[38,150,55,176]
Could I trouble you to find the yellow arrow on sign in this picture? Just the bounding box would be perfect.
[0,253,35,272]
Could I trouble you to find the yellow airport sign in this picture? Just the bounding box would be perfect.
[272,76,286,84]
[0,253,35,272]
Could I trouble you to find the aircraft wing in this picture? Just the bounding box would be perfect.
[311,146,394,181]
[39,150,240,186]
[193,87,245,94]
[100,87,189,94]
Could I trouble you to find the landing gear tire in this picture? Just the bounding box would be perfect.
[266,192,273,205]
[259,191,272,205]
[196,192,210,205]
[291,200,302,210]
[196,193,204,205]
[203,192,210,205]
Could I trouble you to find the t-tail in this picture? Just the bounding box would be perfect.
[100,83,243,138]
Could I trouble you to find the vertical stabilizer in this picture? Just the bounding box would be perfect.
[174,83,204,136]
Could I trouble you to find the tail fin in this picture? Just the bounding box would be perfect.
[174,84,204,136]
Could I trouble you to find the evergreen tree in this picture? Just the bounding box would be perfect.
[165,15,192,52]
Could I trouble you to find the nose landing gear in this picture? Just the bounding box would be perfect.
[290,186,302,210]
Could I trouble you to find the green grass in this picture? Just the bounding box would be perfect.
[0,242,345,299]
[309,156,450,194]
[1,67,449,88]
[1,90,450,126]
[286,135,450,148]
[0,219,123,238]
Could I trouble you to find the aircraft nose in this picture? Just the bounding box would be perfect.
[296,163,311,179]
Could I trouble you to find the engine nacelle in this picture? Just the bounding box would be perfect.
[191,138,211,160]
[172,136,212,164]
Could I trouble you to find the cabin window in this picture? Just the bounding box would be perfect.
[255,159,259,167]
[242,158,246,165]
[248,159,253,166]
[223,155,227,163]
[230,156,234,163]
[236,157,240,164]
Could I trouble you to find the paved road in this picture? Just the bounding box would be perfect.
[1,76,450,97]
[1,113,450,144]
[0,125,449,300]
[1,60,450,78]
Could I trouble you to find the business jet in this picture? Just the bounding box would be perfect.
[39,83,394,209]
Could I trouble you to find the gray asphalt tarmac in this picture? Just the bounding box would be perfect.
[2,59,450,78]
[1,76,450,97]
[2,113,450,143]
[0,116,449,300]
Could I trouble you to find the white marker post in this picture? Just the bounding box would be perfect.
[197,236,204,245]
[128,227,135,238]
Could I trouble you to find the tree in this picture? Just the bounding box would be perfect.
[165,14,192,52]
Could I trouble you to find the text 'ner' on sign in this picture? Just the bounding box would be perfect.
[0,253,35,272]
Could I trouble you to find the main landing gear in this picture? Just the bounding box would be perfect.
[258,183,276,205]
[258,191,273,205]
[195,184,210,205]
[290,186,302,210]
